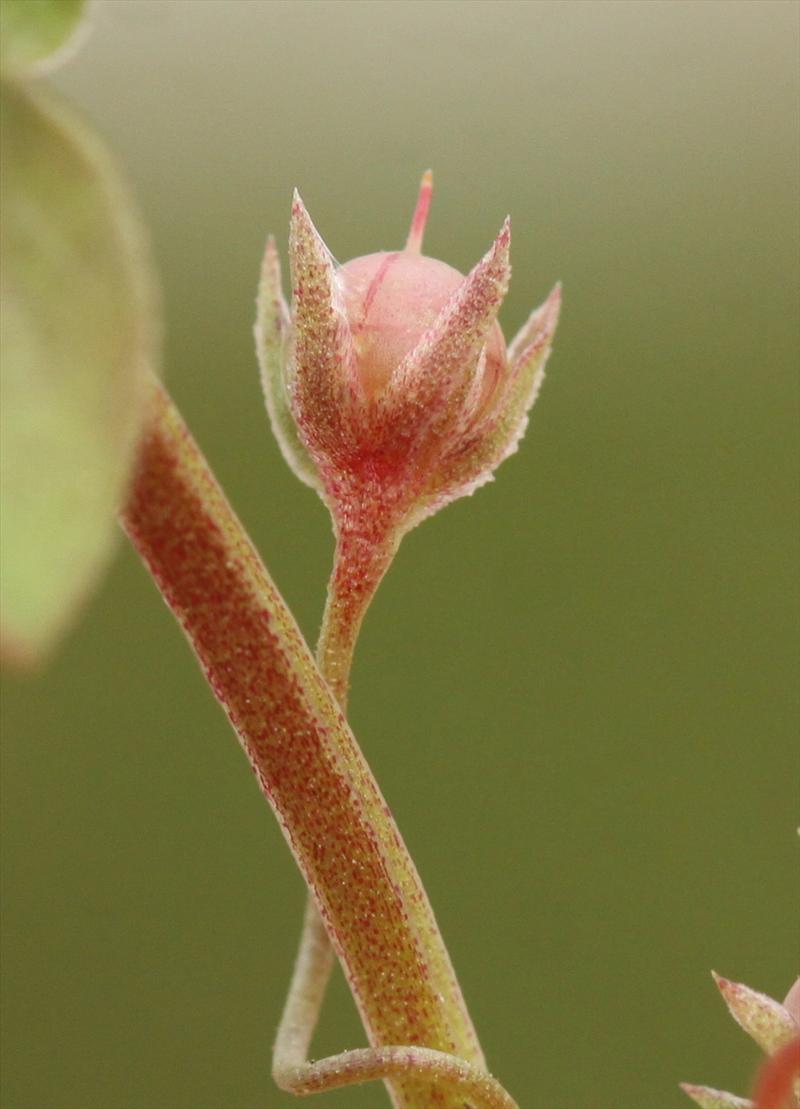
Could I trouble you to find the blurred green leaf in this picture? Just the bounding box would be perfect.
[0,0,87,78]
[0,82,158,667]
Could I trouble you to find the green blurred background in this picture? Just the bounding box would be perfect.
[2,2,798,1106]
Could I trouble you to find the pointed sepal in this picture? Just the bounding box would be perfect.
[492,281,561,464]
[680,1083,754,1109]
[407,282,561,524]
[714,973,800,1055]
[508,280,562,364]
[288,192,359,457]
[382,219,511,454]
[255,235,322,492]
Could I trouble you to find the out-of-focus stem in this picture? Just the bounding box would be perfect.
[753,1036,800,1109]
[273,896,336,1084]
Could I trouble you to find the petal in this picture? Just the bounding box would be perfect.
[255,235,322,492]
[680,1082,754,1109]
[713,972,800,1055]
[380,219,511,455]
[288,192,359,457]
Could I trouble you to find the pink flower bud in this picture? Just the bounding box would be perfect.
[336,251,508,409]
[255,174,560,542]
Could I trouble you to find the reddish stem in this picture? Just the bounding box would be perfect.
[753,1037,800,1109]
[120,378,486,1108]
[316,522,399,710]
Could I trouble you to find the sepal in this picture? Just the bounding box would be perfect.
[483,281,561,467]
[289,192,359,459]
[680,1083,754,1109]
[713,973,800,1055]
[407,282,561,525]
[382,219,511,458]
[255,235,322,492]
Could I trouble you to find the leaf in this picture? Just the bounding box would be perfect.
[0,82,158,667]
[0,0,87,78]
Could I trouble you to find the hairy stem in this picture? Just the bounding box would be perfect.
[316,525,398,710]
[121,377,516,1109]
[276,523,524,1109]
[274,532,394,1080]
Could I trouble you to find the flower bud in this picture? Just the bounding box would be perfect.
[255,173,560,542]
[336,251,507,408]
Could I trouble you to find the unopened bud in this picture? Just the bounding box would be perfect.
[255,173,560,542]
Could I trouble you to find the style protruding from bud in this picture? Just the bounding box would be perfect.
[256,173,560,543]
